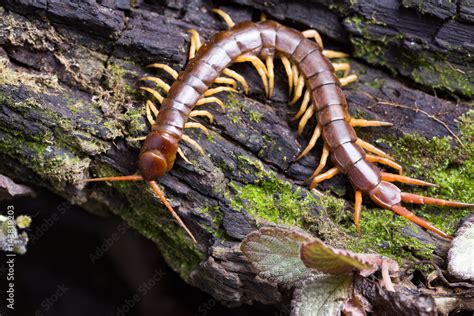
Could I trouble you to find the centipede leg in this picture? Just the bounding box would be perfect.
[266,56,275,98]
[177,147,192,164]
[292,64,299,94]
[292,90,311,121]
[298,103,316,134]
[391,204,452,239]
[185,122,210,135]
[147,64,178,79]
[356,139,392,159]
[323,50,350,59]
[350,118,393,127]
[182,134,205,155]
[212,8,235,28]
[400,192,474,207]
[296,124,321,160]
[139,76,170,93]
[381,172,436,187]
[332,63,351,77]
[204,86,238,96]
[311,144,330,178]
[190,110,214,122]
[140,87,164,103]
[214,77,238,89]
[280,55,293,94]
[354,190,362,235]
[339,74,358,87]
[187,29,202,59]
[290,74,305,105]
[196,97,225,111]
[234,55,269,96]
[146,100,158,125]
[222,68,249,94]
[309,167,340,189]
[302,29,323,48]
[366,154,403,175]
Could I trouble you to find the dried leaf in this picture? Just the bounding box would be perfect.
[448,216,474,282]
[241,226,317,286]
[0,174,35,200]
[300,239,375,275]
[291,275,352,316]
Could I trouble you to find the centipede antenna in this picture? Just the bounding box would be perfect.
[149,181,197,243]
[391,204,452,239]
[78,175,144,182]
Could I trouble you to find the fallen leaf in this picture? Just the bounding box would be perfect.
[291,275,352,316]
[241,226,317,287]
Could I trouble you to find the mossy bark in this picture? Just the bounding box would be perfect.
[0,0,472,307]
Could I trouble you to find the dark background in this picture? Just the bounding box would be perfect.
[0,191,277,316]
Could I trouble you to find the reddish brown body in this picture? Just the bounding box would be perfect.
[140,20,387,200]
[84,16,471,242]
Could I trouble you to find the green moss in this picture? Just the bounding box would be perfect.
[376,111,474,235]
[229,177,317,227]
[364,78,385,90]
[249,110,263,123]
[407,52,473,98]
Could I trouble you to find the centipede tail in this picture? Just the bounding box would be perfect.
[79,9,472,242]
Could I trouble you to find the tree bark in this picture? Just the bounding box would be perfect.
[0,0,472,307]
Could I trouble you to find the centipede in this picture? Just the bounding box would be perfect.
[80,9,472,243]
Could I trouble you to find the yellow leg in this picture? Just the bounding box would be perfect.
[187,29,202,59]
[323,50,350,59]
[266,56,274,98]
[290,74,305,105]
[196,97,225,111]
[222,68,249,94]
[292,90,311,121]
[182,134,204,155]
[190,110,214,123]
[177,147,192,164]
[234,55,269,96]
[340,74,358,86]
[280,55,293,94]
[311,144,330,178]
[296,124,321,160]
[292,64,299,92]
[354,191,362,235]
[128,136,146,142]
[214,77,237,88]
[302,29,323,48]
[298,103,316,135]
[366,154,403,175]
[381,172,436,187]
[147,63,178,79]
[145,100,157,125]
[350,118,392,127]
[140,87,164,103]
[356,139,392,159]
[212,8,235,28]
[310,167,340,189]
[332,63,351,77]
[185,122,209,135]
[204,86,238,97]
[139,76,170,92]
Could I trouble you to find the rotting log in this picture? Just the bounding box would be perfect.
[0,0,472,307]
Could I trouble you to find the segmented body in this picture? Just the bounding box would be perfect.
[84,12,472,242]
[142,20,380,195]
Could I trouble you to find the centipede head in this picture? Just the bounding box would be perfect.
[139,131,179,180]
